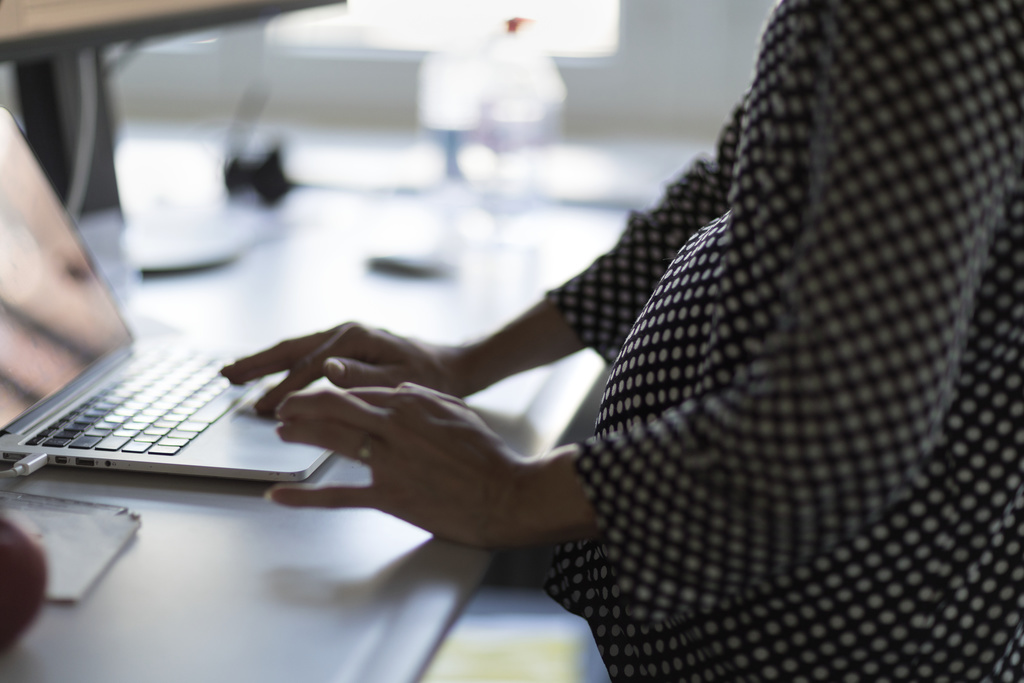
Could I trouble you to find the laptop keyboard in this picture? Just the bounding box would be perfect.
[28,350,235,457]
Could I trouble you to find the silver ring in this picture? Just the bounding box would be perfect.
[357,433,372,461]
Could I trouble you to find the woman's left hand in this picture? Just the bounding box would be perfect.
[268,383,598,549]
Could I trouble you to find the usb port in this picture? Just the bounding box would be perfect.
[75,457,96,467]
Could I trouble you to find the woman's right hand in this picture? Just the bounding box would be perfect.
[221,323,471,416]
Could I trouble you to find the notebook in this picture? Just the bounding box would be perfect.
[0,108,330,481]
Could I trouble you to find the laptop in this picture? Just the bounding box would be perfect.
[0,109,330,481]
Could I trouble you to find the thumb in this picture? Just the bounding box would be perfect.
[267,483,376,509]
[325,357,387,389]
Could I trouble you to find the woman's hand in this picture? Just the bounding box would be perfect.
[222,300,586,418]
[221,324,468,416]
[267,383,598,549]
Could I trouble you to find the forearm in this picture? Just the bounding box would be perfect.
[488,444,598,548]
[452,298,584,397]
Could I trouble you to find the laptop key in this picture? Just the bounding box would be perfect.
[69,435,103,449]
[188,389,237,424]
[148,445,180,456]
[121,441,152,453]
[96,436,131,451]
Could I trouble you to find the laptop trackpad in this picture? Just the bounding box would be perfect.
[180,410,329,480]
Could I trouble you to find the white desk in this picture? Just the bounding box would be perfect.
[0,186,622,683]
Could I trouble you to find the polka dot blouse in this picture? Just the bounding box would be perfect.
[543,1,1024,681]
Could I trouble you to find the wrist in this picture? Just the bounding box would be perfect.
[448,299,584,399]
[486,444,598,548]
[447,339,495,398]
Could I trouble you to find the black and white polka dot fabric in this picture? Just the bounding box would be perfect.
[544,0,1024,680]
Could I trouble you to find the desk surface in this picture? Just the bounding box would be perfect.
[0,186,622,683]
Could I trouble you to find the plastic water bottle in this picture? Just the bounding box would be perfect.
[473,18,566,210]
[418,44,487,181]
[417,18,566,207]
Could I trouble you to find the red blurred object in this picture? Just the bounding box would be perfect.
[506,17,533,33]
[0,517,47,652]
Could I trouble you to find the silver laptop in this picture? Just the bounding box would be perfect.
[0,109,330,481]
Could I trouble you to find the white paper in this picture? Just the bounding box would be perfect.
[0,491,140,601]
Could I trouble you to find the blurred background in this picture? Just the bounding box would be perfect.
[0,0,775,209]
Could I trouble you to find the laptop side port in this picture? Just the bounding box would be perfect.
[75,457,96,467]
[55,456,69,465]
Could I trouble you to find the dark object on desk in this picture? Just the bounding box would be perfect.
[367,255,453,279]
[0,517,47,652]
[225,146,292,205]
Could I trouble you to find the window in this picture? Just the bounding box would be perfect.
[266,0,619,58]
[112,1,775,141]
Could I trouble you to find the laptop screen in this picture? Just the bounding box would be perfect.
[0,110,131,428]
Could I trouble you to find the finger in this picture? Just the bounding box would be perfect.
[287,384,449,416]
[310,324,383,369]
[222,354,285,384]
[253,363,328,415]
[276,417,367,458]
[267,483,378,509]
[392,385,494,435]
[324,357,393,390]
[222,331,332,383]
[277,388,390,432]
[223,342,314,383]
[253,327,368,413]
[395,381,468,408]
[337,386,401,408]
[341,384,457,422]
[326,386,463,431]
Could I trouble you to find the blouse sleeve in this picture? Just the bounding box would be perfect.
[573,0,1024,623]
[546,103,743,363]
